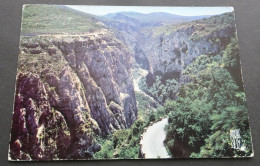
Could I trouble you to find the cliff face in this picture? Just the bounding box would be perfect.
[10,73,71,160]
[10,30,137,160]
[103,13,236,84]
[139,24,235,79]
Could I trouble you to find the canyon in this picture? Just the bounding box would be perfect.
[9,5,238,160]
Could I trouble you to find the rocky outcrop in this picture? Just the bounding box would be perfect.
[103,13,236,85]
[139,25,235,79]
[9,73,71,160]
[51,32,137,130]
[10,30,138,160]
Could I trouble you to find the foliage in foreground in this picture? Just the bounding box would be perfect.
[94,93,166,159]
[164,38,252,158]
[94,117,147,159]
[139,75,178,103]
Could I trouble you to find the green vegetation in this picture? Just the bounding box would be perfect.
[94,89,166,159]
[222,37,244,90]
[18,37,67,77]
[94,139,114,159]
[163,37,252,157]
[139,75,178,103]
[142,24,180,37]
[136,34,251,158]
[188,12,235,41]
[149,12,235,40]
[193,105,252,158]
[135,91,159,116]
[18,5,252,159]
[21,5,102,34]
[94,117,148,159]
[94,91,167,159]
[182,54,222,77]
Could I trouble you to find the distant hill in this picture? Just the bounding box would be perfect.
[21,5,103,34]
[148,12,235,38]
[104,12,211,27]
[21,5,212,35]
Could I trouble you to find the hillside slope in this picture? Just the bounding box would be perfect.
[21,4,103,34]
[104,12,209,27]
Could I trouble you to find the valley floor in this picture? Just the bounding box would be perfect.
[132,67,159,104]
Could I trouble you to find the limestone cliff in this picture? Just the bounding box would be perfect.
[102,12,236,85]
[139,13,236,82]
[10,30,137,160]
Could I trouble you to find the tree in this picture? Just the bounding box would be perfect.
[195,106,252,157]
[139,75,178,103]
[222,37,244,91]
[165,60,241,157]
[94,140,114,159]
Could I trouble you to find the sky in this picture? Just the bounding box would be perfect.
[66,6,233,16]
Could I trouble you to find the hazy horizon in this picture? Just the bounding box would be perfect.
[66,6,233,16]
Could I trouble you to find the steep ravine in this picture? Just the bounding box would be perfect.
[103,13,236,85]
[139,25,235,83]
[101,12,237,158]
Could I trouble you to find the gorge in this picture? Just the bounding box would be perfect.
[9,5,253,160]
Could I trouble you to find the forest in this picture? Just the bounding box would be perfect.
[140,37,253,158]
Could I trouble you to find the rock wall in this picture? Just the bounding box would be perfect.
[10,30,137,160]
[10,73,71,160]
[139,25,235,79]
[103,13,236,84]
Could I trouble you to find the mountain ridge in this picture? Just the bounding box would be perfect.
[103,11,211,27]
